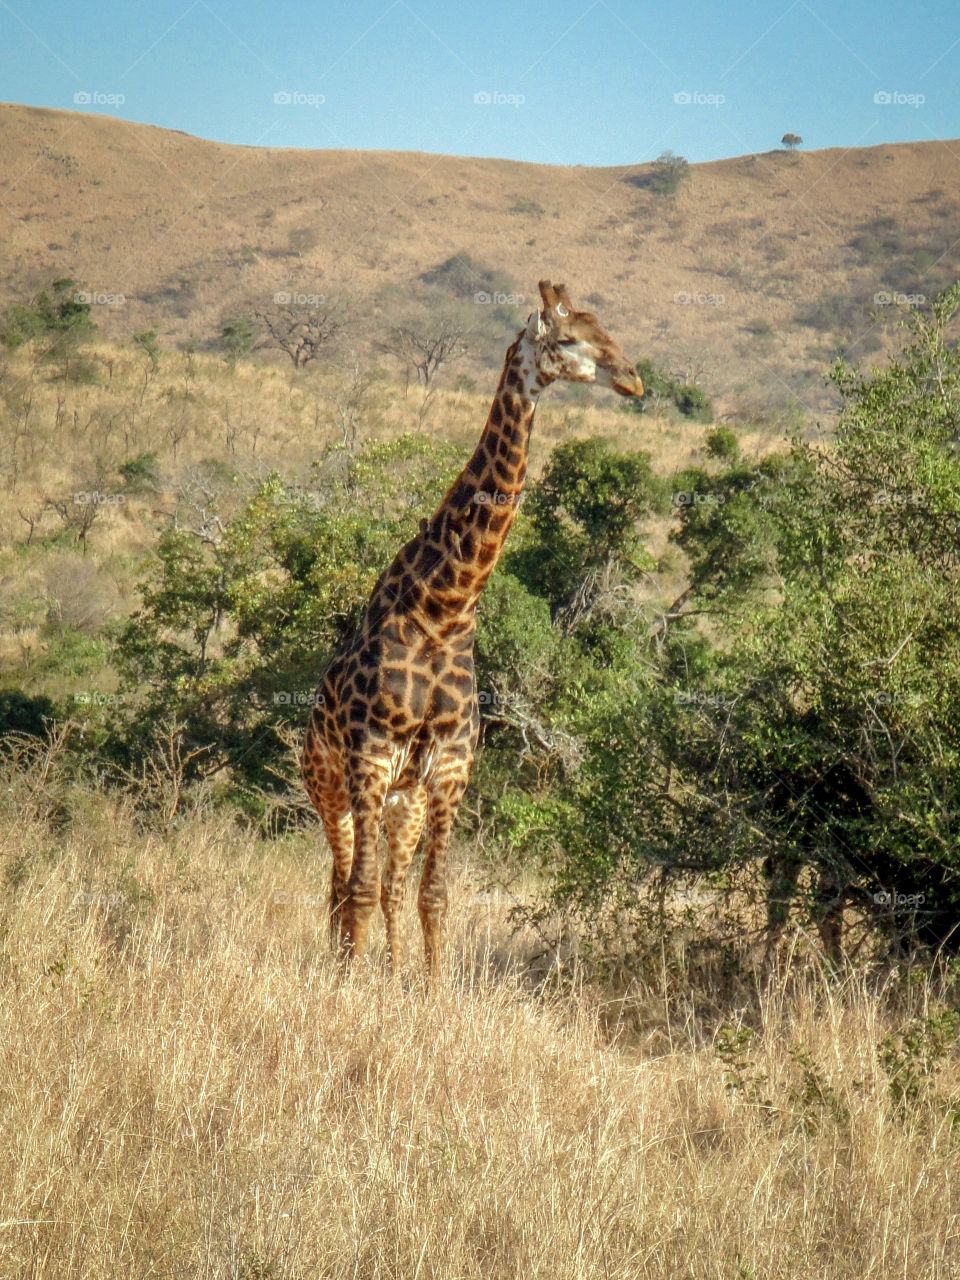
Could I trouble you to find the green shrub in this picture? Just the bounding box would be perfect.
[626,358,714,422]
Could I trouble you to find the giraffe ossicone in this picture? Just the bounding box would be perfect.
[300,279,643,972]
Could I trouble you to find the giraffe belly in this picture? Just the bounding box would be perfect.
[387,737,438,791]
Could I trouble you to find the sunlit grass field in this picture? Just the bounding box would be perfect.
[1,738,958,1279]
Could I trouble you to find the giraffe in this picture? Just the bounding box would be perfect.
[300,280,643,972]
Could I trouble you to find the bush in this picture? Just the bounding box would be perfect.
[1,279,95,349]
[646,151,690,196]
[626,359,714,422]
[0,689,57,739]
[705,427,740,462]
[746,316,773,337]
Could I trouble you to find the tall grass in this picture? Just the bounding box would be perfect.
[1,742,958,1278]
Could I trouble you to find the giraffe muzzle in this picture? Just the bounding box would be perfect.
[610,369,644,397]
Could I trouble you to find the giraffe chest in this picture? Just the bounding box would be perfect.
[319,629,478,764]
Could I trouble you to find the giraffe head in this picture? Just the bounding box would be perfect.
[525,279,644,397]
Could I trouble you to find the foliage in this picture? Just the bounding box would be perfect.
[705,426,740,462]
[419,252,515,302]
[108,435,462,805]
[133,328,161,368]
[625,358,714,421]
[781,133,803,150]
[878,1009,960,1114]
[661,283,960,948]
[118,451,162,494]
[1,278,94,349]
[219,316,258,365]
[0,689,58,739]
[506,437,663,615]
[646,151,690,195]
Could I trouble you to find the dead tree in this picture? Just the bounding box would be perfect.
[377,319,468,389]
[252,303,344,369]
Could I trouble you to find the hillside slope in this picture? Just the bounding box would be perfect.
[2,102,959,417]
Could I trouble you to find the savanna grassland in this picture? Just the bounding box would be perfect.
[2,733,960,1280]
[3,106,960,1280]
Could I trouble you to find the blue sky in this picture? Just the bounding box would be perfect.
[1,0,958,164]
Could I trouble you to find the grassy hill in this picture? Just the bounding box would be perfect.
[3,102,960,418]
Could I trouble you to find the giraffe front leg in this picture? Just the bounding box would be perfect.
[381,785,428,972]
[418,773,468,976]
[342,763,389,963]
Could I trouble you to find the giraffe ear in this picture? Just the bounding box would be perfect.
[555,283,574,312]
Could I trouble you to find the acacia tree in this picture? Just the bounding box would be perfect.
[376,318,468,387]
[781,133,803,150]
[253,302,344,368]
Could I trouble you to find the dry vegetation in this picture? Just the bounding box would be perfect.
[3,103,960,420]
[4,108,960,1279]
[0,336,781,689]
[1,738,960,1279]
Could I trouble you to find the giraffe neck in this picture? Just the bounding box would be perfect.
[428,330,542,601]
[369,331,545,637]
[456,329,542,502]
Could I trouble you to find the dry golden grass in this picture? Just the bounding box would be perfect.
[2,746,959,1279]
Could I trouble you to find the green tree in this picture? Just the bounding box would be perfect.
[647,151,690,195]
[220,316,258,366]
[624,358,714,422]
[109,435,462,809]
[665,284,960,950]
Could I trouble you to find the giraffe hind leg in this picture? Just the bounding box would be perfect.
[418,777,466,976]
[301,738,354,955]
